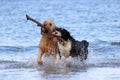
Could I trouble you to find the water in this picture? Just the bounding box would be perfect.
[0,0,120,80]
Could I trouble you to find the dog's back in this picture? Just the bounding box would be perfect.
[70,40,89,61]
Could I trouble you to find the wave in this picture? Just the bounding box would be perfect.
[1,58,120,70]
[0,60,39,69]
[0,45,38,52]
[111,42,120,45]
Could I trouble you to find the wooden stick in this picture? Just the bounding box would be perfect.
[26,14,54,34]
[26,14,44,28]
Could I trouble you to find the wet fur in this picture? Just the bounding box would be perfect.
[53,28,89,61]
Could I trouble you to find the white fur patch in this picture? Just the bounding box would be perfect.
[52,30,62,36]
[58,39,71,57]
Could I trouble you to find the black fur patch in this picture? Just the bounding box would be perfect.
[70,40,89,60]
[56,28,74,41]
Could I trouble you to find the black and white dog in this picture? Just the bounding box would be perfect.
[52,28,89,61]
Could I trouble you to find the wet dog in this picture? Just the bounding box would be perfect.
[52,28,89,62]
[37,19,60,65]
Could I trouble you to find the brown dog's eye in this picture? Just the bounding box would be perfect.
[49,23,52,26]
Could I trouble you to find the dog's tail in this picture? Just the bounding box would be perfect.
[82,40,89,48]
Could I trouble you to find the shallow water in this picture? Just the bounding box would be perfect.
[0,0,120,80]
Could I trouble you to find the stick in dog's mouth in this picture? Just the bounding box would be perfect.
[26,14,44,28]
[26,14,64,42]
[52,34,64,42]
[26,14,54,34]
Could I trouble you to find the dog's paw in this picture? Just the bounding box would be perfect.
[55,54,60,65]
[37,60,43,65]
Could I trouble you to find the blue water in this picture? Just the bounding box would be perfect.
[0,0,120,80]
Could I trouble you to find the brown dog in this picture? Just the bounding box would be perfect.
[37,19,59,65]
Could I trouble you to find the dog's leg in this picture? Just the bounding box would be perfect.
[54,43,61,65]
[55,53,60,65]
[37,49,43,65]
[65,56,72,67]
[66,56,72,63]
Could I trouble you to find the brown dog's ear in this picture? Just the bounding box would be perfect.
[52,26,57,32]
[55,26,58,29]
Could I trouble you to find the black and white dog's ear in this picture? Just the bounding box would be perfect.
[53,28,71,41]
[60,28,71,41]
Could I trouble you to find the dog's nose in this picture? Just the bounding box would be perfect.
[44,24,47,26]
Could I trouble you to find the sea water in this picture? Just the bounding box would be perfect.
[0,0,120,80]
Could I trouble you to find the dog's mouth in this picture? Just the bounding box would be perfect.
[53,36,65,43]
[52,30,63,42]
[53,37,59,42]
[41,28,48,34]
[53,36,63,42]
